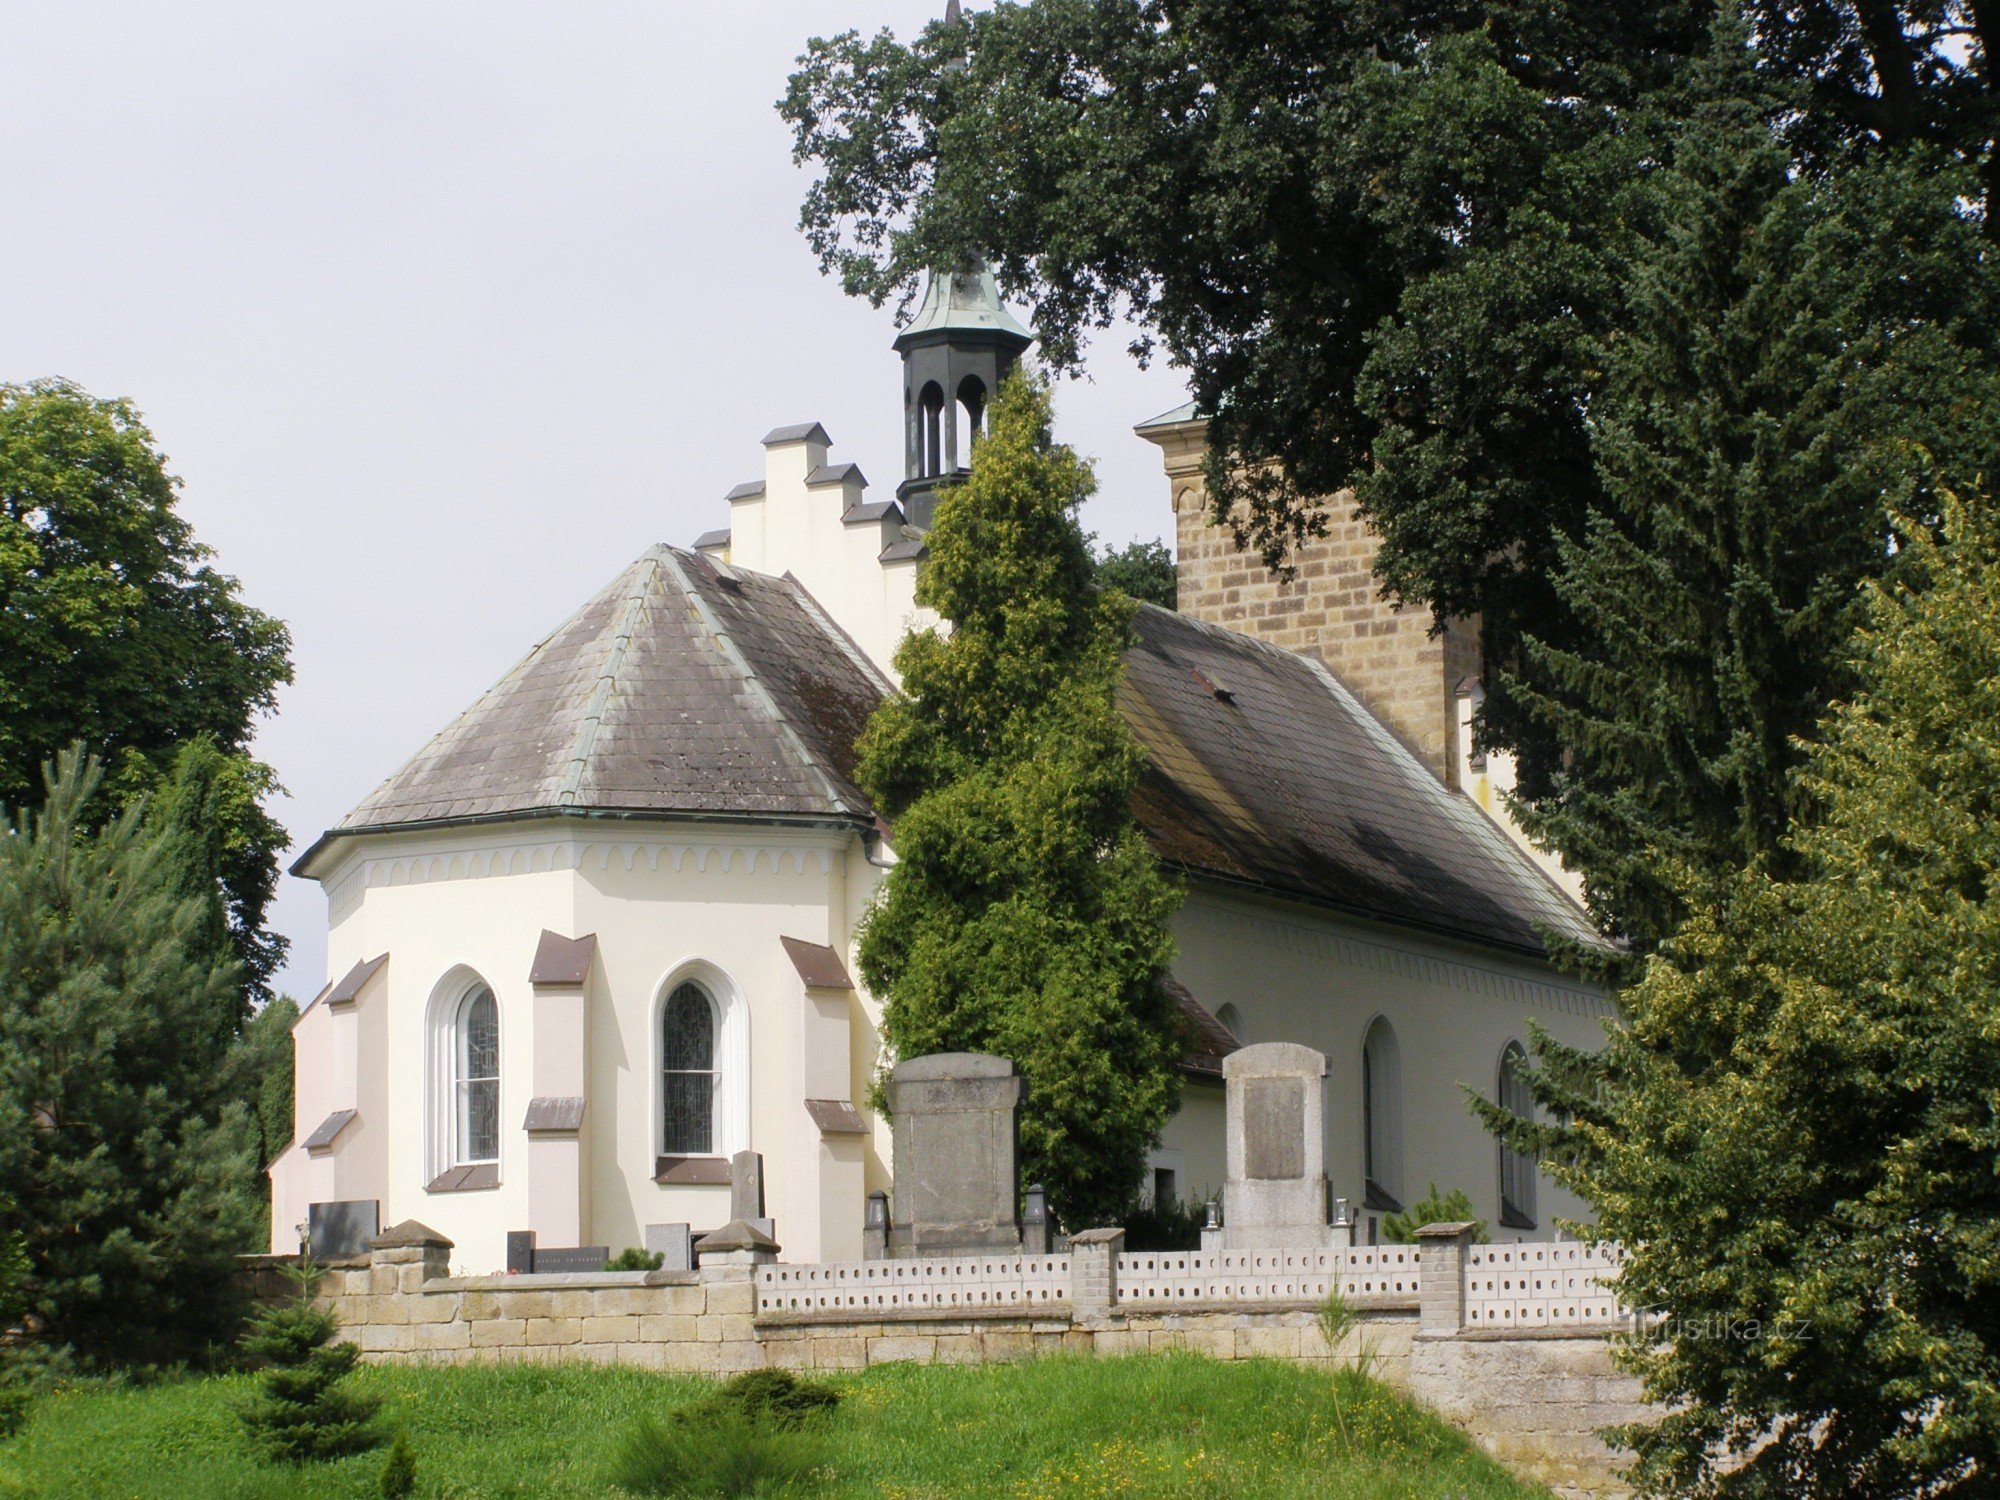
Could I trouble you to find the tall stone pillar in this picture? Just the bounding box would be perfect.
[1417,1221,1479,1335]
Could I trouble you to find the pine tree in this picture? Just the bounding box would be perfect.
[856,372,1183,1230]
[238,1265,382,1464]
[1509,23,2000,950]
[0,749,261,1365]
[1557,490,2000,1496]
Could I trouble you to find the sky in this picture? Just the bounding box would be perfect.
[0,3,1190,1003]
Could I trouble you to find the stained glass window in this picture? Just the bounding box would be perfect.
[456,984,500,1164]
[662,982,717,1155]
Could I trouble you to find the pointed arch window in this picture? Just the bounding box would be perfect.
[1498,1042,1538,1230]
[1362,1017,1403,1213]
[454,983,500,1165]
[661,981,718,1156]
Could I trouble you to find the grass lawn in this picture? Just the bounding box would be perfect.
[0,1353,1548,1499]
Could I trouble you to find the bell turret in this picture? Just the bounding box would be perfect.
[894,261,1032,528]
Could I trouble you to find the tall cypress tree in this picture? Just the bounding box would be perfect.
[856,372,1182,1230]
[1510,23,2000,950]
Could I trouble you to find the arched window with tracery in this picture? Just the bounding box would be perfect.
[661,981,719,1156]
[454,982,501,1164]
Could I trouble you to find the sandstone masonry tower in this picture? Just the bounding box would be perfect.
[1136,407,1482,787]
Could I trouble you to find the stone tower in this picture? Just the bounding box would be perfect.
[894,261,1033,529]
[1135,405,1481,786]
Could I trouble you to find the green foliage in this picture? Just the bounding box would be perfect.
[377,1429,416,1497]
[0,1356,1548,1498]
[0,380,293,1002]
[785,4,2000,948]
[1090,537,1176,610]
[238,1269,382,1464]
[1121,1195,1207,1252]
[608,1370,841,1496]
[678,1369,842,1432]
[606,1247,666,1272]
[855,372,1183,1230]
[1551,491,2000,1496]
[235,995,299,1182]
[1510,26,2000,949]
[607,1410,824,1498]
[0,749,261,1367]
[1378,1186,1485,1246]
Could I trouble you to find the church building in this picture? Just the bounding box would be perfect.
[272,267,1610,1271]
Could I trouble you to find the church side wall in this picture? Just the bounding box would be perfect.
[1159,886,1610,1241]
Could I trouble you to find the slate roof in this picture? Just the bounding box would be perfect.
[1122,604,1601,956]
[301,550,1596,961]
[1168,975,1240,1081]
[294,546,887,872]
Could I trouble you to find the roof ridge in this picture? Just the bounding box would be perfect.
[780,570,897,698]
[554,549,661,806]
[655,547,858,818]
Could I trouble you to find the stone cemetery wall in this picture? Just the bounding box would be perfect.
[245,1220,1648,1498]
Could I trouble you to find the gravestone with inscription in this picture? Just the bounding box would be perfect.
[1222,1042,1333,1248]
[307,1199,379,1261]
[884,1053,1025,1256]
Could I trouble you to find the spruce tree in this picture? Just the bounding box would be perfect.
[0,750,260,1365]
[239,1266,382,1464]
[1510,23,2000,949]
[856,372,1182,1230]
[1556,489,2000,1496]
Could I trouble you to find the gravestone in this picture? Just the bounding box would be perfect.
[644,1222,694,1272]
[1222,1042,1333,1249]
[885,1052,1025,1256]
[504,1229,609,1274]
[306,1199,379,1261]
[728,1150,774,1240]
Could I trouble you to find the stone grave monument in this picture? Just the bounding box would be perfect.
[306,1199,379,1261]
[1221,1041,1338,1249]
[883,1052,1026,1257]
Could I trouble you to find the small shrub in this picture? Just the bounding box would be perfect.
[606,1247,665,1272]
[1121,1196,1208,1251]
[0,1341,75,1443]
[378,1428,416,1497]
[0,1386,29,1443]
[237,1263,382,1463]
[682,1369,841,1430]
[606,1411,823,1497]
[1379,1185,1486,1245]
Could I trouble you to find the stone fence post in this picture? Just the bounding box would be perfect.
[368,1220,453,1294]
[1069,1227,1124,1323]
[1416,1220,1477,1335]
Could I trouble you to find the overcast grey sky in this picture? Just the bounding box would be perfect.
[1,3,1189,1002]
